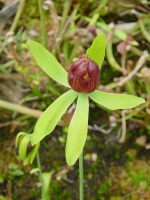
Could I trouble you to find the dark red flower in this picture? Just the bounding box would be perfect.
[68,54,100,93]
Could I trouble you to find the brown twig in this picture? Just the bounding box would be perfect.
[117,51,149,87]
[119,2,150,14]
[119,110,126,143]
[106,23,115,44]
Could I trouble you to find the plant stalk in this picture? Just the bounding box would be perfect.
[139,18,150,43]
[10,0,26,32]
[38,0,47,47]
[59,0,72,34]
[0,99,42,118]
[36,150,47,200]
[79,152,84,200]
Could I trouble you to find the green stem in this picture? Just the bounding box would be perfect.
[10,0,26,32]
[79,152,84,200]
[106,40,122,72]
[38,0,47,47]
[139,18,150,43]
[0,99,42,118]
[36,150,47,200]
[59,0,72,34]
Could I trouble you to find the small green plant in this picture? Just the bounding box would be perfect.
[16,32,145,199]
[8,163,24,178]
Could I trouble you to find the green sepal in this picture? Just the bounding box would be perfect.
[29,142,40,164]
[18,135,30,160]
[23,154,31,165]
[86,32,106,68]
[31,90,78,145]
[29,40,70,88]
[89,90,145,110]
[23,142,40,165]
[15,132,26,149]
[66,93,89,166]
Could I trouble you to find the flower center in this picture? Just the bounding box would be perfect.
[83,72,89,80]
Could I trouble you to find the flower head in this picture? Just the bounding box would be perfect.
[15,132,40,165]
[18,33,145,166]
[68,54,100,93]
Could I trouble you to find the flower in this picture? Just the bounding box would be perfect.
[15,132,40,165]
[27,33,144,166]
[68,54,100,93]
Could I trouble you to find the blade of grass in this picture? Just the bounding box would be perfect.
[38,0,47,47]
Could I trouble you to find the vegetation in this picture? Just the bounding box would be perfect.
[0,0,150,199]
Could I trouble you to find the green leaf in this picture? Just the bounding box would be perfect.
[42,172,52,197]
[29,40,70,88]
[31,90,78,145]
[30,168,39,174]
[86,32,106,68]
[89,90,145,110]
[66,93,89,166]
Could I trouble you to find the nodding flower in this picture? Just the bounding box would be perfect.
[68,54,100,93]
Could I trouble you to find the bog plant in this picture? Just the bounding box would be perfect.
[16,32,145,199]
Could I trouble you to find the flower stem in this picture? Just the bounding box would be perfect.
[36,150,46,200]
[79,152,84,200]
